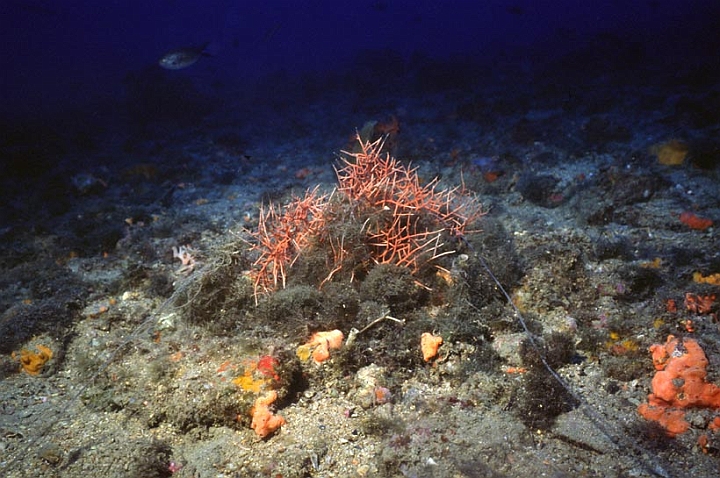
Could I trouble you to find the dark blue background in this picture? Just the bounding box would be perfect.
[2,0,718,122]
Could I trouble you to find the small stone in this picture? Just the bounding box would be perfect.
[37,442,63,465]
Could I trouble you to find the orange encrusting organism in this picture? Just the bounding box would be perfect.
[650,139,688,166]
[296,329,344,364]
[693,272,720,286]
[233,355,281,393]
[250,390,286,438]
[231,356,286,438]
[684,292,716,315]
[420,332,443,362]
[679,211,713,231]
[12,344,53,375]
[638,335,720,437]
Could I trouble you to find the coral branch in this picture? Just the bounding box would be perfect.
[246,135,483,300]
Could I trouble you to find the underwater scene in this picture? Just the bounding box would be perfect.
[1,1,720,477]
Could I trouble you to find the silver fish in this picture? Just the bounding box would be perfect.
[158,43,209,70]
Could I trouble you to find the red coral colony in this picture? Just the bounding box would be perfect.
[246,135,483,301]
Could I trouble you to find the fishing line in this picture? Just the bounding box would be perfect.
[472,247,673,478]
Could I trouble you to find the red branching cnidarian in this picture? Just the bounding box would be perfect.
[248,187,328,300]
[246,135,483,301]
[337,136,482,273]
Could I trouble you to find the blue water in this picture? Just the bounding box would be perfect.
[2,1,718,121]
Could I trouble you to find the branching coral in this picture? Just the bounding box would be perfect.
[246,136,483,300]
[336,137,479,272]
[247,187,328,299]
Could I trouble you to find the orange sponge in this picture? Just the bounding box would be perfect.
[638,403,689,436]
[250,390,285,438]
[12,344,53,375]
[296,329,344,364]
[420,333,443,362]
[638,335,720,436]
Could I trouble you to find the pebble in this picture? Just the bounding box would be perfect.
[356,464,370,476]
[36,442,63,465]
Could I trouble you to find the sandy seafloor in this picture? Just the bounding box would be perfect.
[1,61,719,478]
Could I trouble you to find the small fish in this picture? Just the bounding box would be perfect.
[158,43,210,70]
